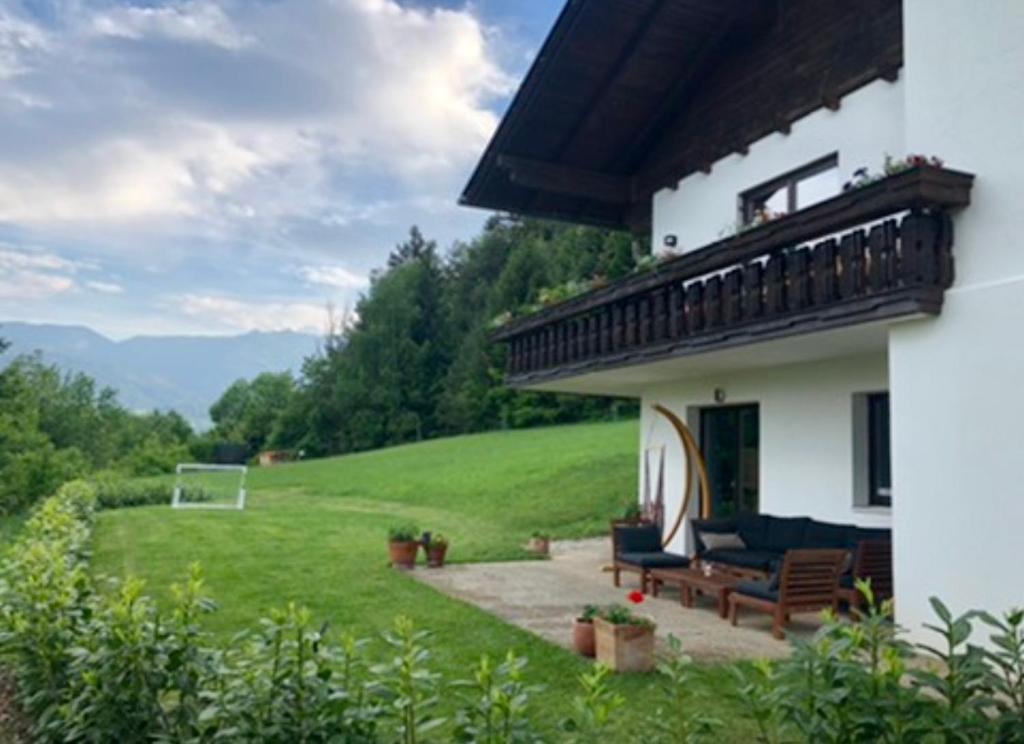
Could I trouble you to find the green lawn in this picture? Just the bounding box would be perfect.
[92,420,756,740]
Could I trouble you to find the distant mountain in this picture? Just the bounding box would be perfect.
[0,322,319,429]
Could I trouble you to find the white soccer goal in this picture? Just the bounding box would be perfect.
[171,463,248,510]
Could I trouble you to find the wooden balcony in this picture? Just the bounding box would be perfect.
[494,166,974,386]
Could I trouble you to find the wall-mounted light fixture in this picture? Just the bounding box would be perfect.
[714,388,727,404]
[663,234,678,248]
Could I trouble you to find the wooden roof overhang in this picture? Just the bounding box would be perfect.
[460,0,903,234]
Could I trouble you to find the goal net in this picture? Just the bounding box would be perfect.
[172,463,248,510]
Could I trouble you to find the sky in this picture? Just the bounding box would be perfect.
[0,0,561,338]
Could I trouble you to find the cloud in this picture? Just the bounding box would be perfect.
[0,0,512,229]
[0,271,74,300]
[0,246,79,273]
[85,280,124,294]
[0,245,82,299]
[89,1,253,50]
[296,264,369,290]
[0,0,525,337]
[176,293,331,333]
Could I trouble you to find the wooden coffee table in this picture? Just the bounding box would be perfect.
[650,567,741,618]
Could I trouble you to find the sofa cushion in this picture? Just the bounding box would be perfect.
[690,518,737,552]
[735,579,779,603]
[617,525,662,554]
[699,531,746,551]
[736,512,769,550]
[617,551,691,569]
[703,548,781,573]
[764,516,811,552]
[805,520,855,549]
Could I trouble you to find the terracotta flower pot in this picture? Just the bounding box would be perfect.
[388,540,419,569]
[427,544,448,568]
[527,537,550,555]
[594,617,655,673]
[572,618,596,657]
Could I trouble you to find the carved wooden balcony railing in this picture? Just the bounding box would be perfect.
[493,166,974,385]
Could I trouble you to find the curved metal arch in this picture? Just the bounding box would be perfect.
[652,404,711,547]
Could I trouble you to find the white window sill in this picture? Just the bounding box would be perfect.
[852,506,892,515]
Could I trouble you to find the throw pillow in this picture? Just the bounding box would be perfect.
[699,531,746,551]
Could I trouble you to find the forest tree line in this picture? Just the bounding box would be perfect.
[0,216,638,513]
[207,216,640,458]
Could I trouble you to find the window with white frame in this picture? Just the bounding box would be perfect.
[739,153,840,226]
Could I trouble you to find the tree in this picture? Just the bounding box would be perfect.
[208,373,296,455]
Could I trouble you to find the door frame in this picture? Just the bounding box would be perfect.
[699,403,760,518]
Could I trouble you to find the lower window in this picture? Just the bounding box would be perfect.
[867,393,892,506]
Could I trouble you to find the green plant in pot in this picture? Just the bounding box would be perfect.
[425,534,449,568]
[388,524,420,569]
[594,593,657,673]
[573,604,599,657]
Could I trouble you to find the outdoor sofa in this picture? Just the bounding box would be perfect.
[690,513,891,581]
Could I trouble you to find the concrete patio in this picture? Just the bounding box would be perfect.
[413,538,826,663]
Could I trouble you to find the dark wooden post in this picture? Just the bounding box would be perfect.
[743,262,764,321]
[813,238,837,304]
[685,282,704,334]
[704,276,723,328]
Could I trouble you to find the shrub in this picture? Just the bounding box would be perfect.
[0,480,96,730]
[733,582,1024,743]
[88,475,212,510]
[453,651,543,743]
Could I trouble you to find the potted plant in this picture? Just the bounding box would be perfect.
[527,531,550,555]
[425,534,449,568]
[594,592,656,672]
[572,604,599,657]
[388,524,420,569]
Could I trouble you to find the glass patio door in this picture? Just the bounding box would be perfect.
[700,404,759,518]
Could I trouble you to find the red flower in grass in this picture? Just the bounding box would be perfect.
[627,590,645,605]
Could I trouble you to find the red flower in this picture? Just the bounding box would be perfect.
[627,591,645,605]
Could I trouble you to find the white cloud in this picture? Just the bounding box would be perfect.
[90,1,253,50]
[0,245,84,299]
[86,280,124,294]
[0,271,74,300]
[0,0,512,230]
[296,264,369,290]
[0,246,79,273]
[176,293,330,333]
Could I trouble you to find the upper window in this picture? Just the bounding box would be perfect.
[867,393,892,507]
[739,154,840,226]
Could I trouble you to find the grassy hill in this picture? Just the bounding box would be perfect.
[90,420,753,738]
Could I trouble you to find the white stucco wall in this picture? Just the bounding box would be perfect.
[890,0,1024,640]
[639,353,890,557]
[652,77,906,255]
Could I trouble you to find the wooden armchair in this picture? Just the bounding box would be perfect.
[728,548,848,639]
[611,522,689,593]
[837,539,893,611]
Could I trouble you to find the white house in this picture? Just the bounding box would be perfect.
[461,0,1024,640]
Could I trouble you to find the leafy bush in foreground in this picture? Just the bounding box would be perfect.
[736,583,1024,743]
[2,482,1023,742]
